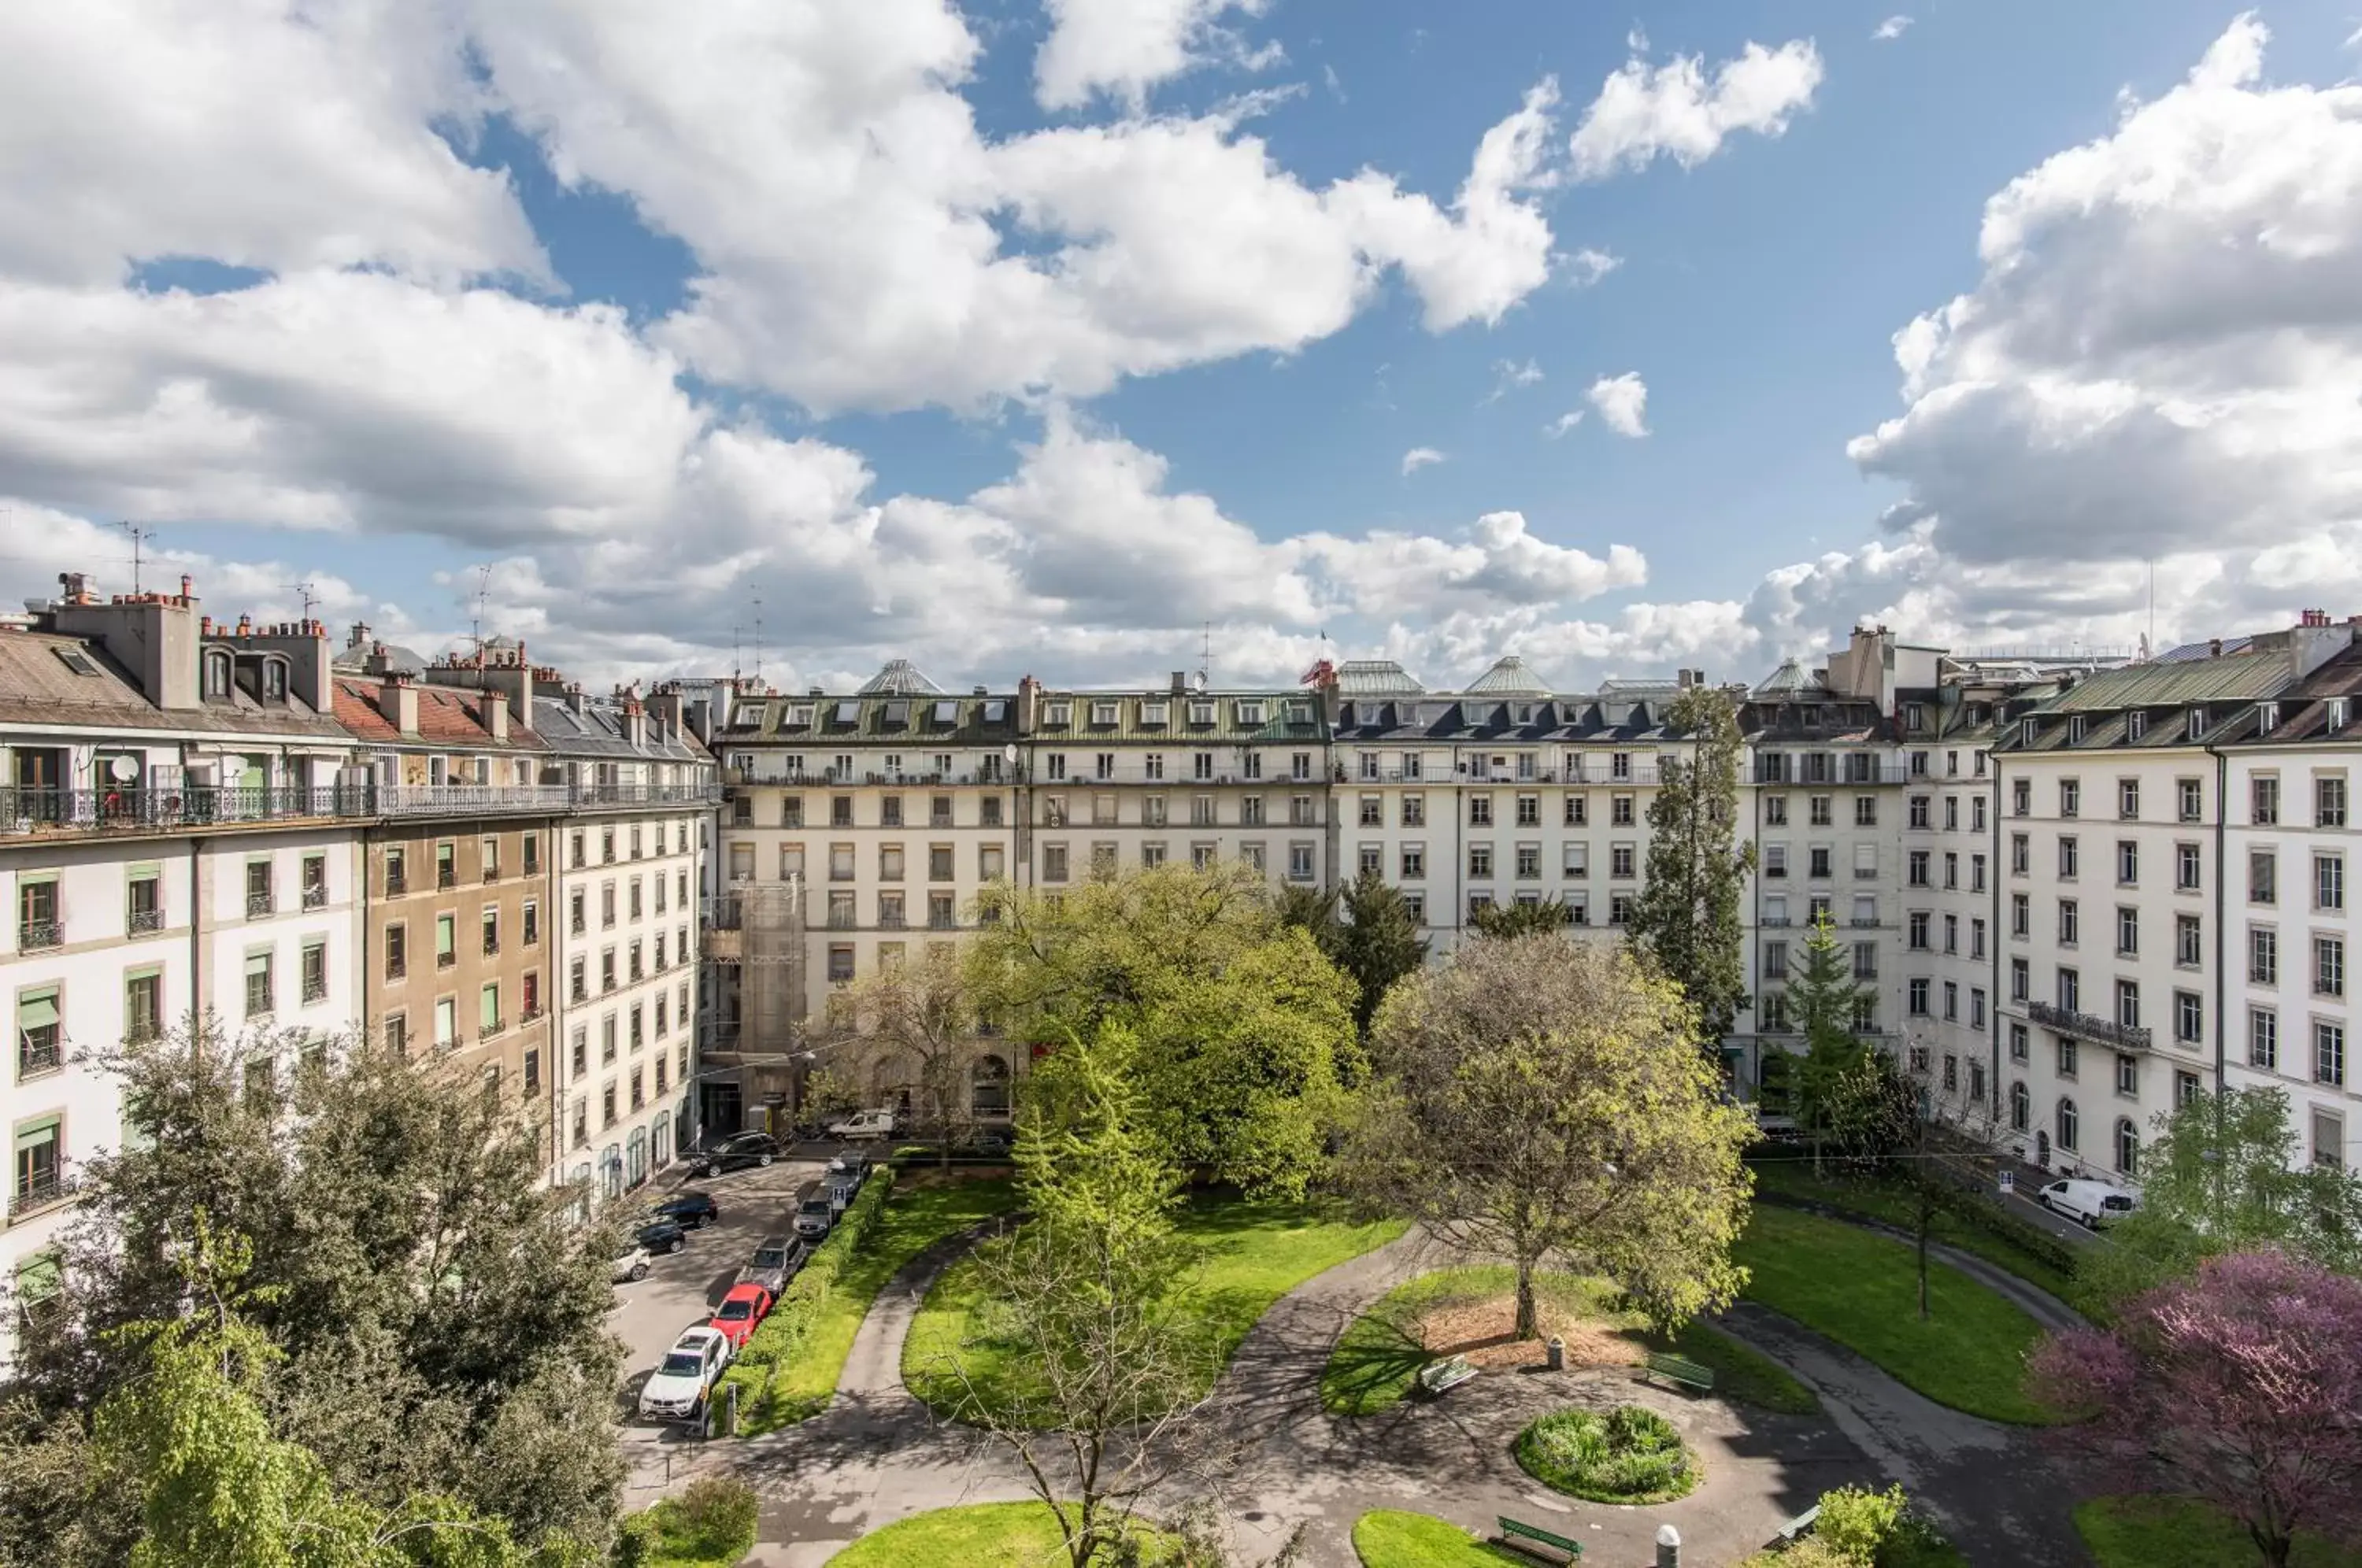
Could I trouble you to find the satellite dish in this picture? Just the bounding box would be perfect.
[1002,743,1018,764]
[107,756,138,782]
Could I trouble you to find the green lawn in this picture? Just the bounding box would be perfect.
[725,1174,1019,1433]
[1734,1205,2054,1425]
[1351,1510,1530,1566]
[1749,1158,2087,1308]
[825,1502,1172,1566]
[2076,1496,2362,1568]
[622,1481,759,1567]
[904,1195,1405,1423]
[1320,1264,1818,1418]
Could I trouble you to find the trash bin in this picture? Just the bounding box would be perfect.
[1546,1336,1564,1370]
[1657,1523,1681,1568]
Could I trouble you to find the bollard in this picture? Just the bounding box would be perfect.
[720,1382,739,1438]
[1656,1523,1680,1568]
[1546,1336,1565,1371]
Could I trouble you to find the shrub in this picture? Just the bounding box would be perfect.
[615,1477,759,1566]
[1817,1485,1907,1563]
[1514,1404,1697,1504]
[725,1169,895,1407]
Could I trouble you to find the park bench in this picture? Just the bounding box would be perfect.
[1775,1503,1823,1543]
[1496,1515,1583,1562]
[1416,1355,1478,1397]
[1644,1352,1715,1393]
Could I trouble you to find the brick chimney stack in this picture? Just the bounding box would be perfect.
[381,675,420,736]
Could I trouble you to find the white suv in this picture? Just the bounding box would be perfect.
[639,1326,731,1422]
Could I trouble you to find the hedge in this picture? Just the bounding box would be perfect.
[720,1166,895,1423]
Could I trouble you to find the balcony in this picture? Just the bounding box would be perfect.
[1853,868,1879,881]
[436,869,456,890]
[245,893,275,919]
[302,978,328,1004]
[2027,1000,2153,1052]
[520,1004,546,1025]
[17,1034,61,1078]
[478,1019,505,1042]
[18,918,61,952]
[387,872,409,896]
[8,1168,81,1223]
[437,951,457,970]
[128,907,163,936]
[1,780,721,841]
[302,884,328,910]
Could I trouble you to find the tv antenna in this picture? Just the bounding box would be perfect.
[753,593,765,682]
[470,564,492,650]
[117,522,155,594]
[1198,621,1213,688]
[286,580,320,622]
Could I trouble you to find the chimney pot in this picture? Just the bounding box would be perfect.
[2211,638,2223,657]
[1171,670,1186,694]
[180,574,193,600]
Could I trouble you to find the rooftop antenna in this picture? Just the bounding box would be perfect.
[1198,621,1213,689]
[117,521,154,594]
[286,580,320,622]
[469,564,492,651]
[753,594,764,682]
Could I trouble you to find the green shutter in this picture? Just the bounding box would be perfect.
[479,985,499,1030]
[17,993,58,1032]
[14,1252,61,1304]
[245,952,269,977]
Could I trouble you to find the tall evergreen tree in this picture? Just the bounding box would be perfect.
[1330,871,1428,1037]
[1786,913,1874,1170]
[1468,897,1574,941]
[1629,684,1757,1045]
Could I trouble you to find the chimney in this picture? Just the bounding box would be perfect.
[51,582,202,709]
[649,686,687,741]
[482,692,509,743]
[1171,670,1187,695]
[567,682,587,718]
[2210,638,2223,657]
[1017,675,1042,735]
[380,675,420,736]
[231,617,333,712]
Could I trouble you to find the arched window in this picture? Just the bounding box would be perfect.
[202,650,232,700]
[2009,1080,2029,1132]
[2115,1118,2138,1177]
[972,1053,1011,1117]
[2057,1096,2079,1152]
[601,1145,624,1199]
[261,657,288,701]
[627,1128,649,1189]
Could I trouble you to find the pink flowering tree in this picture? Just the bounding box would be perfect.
[2027,1250,2362,1567]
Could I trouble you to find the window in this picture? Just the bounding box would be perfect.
[2177,843,2202,892]
[523,899,539,948]
[2319,775,2349,829]
[2253,849,2279,905]
[2116,978,2141,1030]
[1908,978,1930,1016]
[827,945,855,984]
[1516,793,1540,827]
[1971,989,1987,1029]
[1942,981,1957,1019]
[1942,912,1957,952]
[301,941,327,1004]
[1516,844,1541,880]
[2116,840,2138,886]
[1908,795,1931,830]
[2012,833,2029,875]
[2319,935,2346,998]
[1857,943,1880,982]
[1764,797,1788,827]
[1401,845,1426,879]
[2319,854,2347,912]
[1563,795,1587,827]
[1359,796,1383,827]
[2059,1036,2080,1078]
[1612,794,1635,827]
[2116,905,2138,956]
[2059,967,2081,1011]
[1042,845,1069,883]
[1908,912,1930,949]
[2012,958,2031,1001]
[2060,836,2079,878]
[2115,1118,2139,1177]
[1469,795,1493,827]
[2060,779,2081,817]
[481,905,499,956]
[2252,926,2280,984]
[2058,899,2079,946]
[2176,913,2201,967]
[2118,778,2140,819]
[2012,893,2030,937]
[1907,850,1929,886]
[1810,795,1833,827]
[2178,778,2202,822]
[2319,1020,2348,1087]
[2013,778,2031,816]
[2057,1098,2080,1152]
[1855,797,1878,827]
[1468,845,1493,880]
[2176,990,2203,1045]
[2252,1008,2279,1069]
[2010,1080,2030,1130]
[1610,845,1635,878]
[2314,1108,2345,1170]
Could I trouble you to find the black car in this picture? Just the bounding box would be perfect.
[692,1132,780,1178]
[635,1219,688,1255]
[827,1148,872,1184]
[651,1192,720,1229]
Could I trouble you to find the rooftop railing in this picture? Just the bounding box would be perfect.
[1,780,720,838]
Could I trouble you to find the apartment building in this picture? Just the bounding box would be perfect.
[3,581,365,1344]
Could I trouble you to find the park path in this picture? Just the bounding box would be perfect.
[723,1210,2094,1567]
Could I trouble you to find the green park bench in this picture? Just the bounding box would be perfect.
[1416,1355,1478,1396]
[1496,1515,1583,1562]
[1775,1503,1823,1543]
[1644,1351,1715,1393]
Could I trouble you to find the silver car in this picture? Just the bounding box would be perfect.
[611,1244,652,1284]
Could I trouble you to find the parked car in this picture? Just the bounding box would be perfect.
[639,1326,732,1422]
[792,1195,835,1241]
[2037,1178,2139,1229]
[827,1149,872,1184]
[741,1235,802,1295]
[709,1282,776,1350]
[692,1132,781,1178]
[635,1218,688,1255]
[958,1129,1013,1159]
[650,1191,720,1229]
[822,1178,853,1217]
[611,1244,652,1284]
[827,1108,898,1141]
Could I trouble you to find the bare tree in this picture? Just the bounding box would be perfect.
[827,945,979,1163]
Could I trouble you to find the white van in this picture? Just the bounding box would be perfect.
[2037,1178,2138,1229]
[827,1108,898,1141]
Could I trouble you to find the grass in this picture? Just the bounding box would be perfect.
[1513,1404,1699,1505]
[1350,1510,1530,1566]
[1749,1157,2086,1307]
[1734,1205,2055,1425]
[824,1502,1173,1566]
[624,1480,758,1567]
[2076,1496,2362,1568]
[904,1194,1406,1423]
[726,1174,1020,1433]
[1319,1264,1818,1418]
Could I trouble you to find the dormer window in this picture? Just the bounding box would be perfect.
[2021,717,2038,745]
[2258,702,2280,731]
[1287,700,1310,724]
[1090,701,1119,726]
[2069,716,2086,743]
[1513,703,1535,725]
[1905,701,1925,731]
[202,650,232,700]
[931,700,958,726]
[1237,700,1267,726]
[2332,700,2349,733]
[53,648,99,678]
[1044,701,1072,727]
[2187,707,2208,740]
[1188,701,1216,726]
[2127,711,2146,741]
[1140,700,1168,727]
[882,700,909,728]
[983,699,1008,723]
[261,658,288,701]
[833,700,861,726]
[783,703,812,727]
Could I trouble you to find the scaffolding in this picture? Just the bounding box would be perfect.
[702,874,806,1133]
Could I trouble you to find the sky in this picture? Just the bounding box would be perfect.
[2,1,2359,696]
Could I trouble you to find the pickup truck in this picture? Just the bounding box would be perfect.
[827,1108,898,1141]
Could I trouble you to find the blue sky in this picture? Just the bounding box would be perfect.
[4,1,2359,692]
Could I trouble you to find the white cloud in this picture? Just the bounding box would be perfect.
[1542,409,1585,438]
[1400,446,1446,475]
[1872,16,1912,42]
[1586,372,1651,437]
[454,0,1563,413]
[1483,357,1543,404]
[1564,247,1623,287]
[1568,38,1824,179]
[0,0,544,289]
[1847,13,2362,572]
[1035,0,1278,113]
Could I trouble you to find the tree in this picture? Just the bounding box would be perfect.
[1628,684,1756,1046]
[2080,1086,2362,1307]
[1468,897,1573,941]
[1343,935,1757,1338]
[925,1029,1226,1568]
[1784,915,1873,1175]
[2,1019,623,1559]
[827,945,983,1164]
[1329,872,1427,1037]
[2029,1250,2362,1567]
[966,863,1361,1197]
[1816,1050,1971,1320]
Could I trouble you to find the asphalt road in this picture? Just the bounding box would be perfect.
[610,1153,827,1423]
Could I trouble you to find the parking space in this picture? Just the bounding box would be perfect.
[610,1154,827,1418]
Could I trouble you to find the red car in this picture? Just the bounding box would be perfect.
[709,1281,774,1349]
